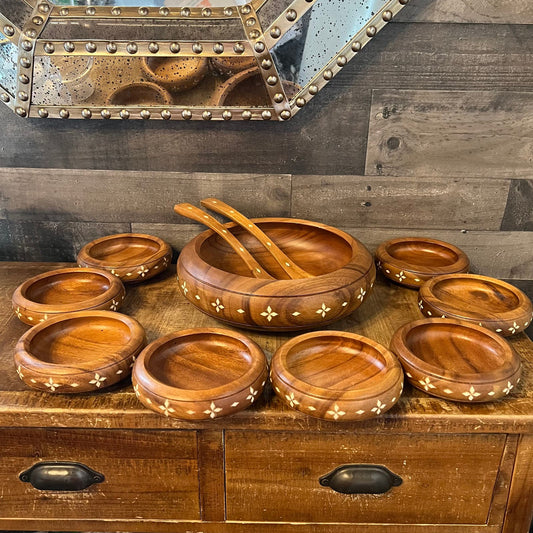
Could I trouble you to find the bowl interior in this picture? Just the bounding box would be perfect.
[89,235,161,265]
[404,323,506,375]
[432,277,520,314]
[146,332,253,391]
[24,271,111,305]
[284,335,387,391]
[108,84,169,106]
[144,56,205,81]
[29,315,133,367]
[387,240,459,268]
[198,221,354,277]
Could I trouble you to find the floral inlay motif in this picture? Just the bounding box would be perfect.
[180,281,189,295]
[109,299,119,311]
[503,381,514,395]
[316,303,331,318]
[15,307,23,319]
[419,377,436,391]
[261,306,278,322]
[137,265,149,277]
[204,401,222,419]
[39,314,49,322]
[285,392,300,408]
[246,386,259,403]
[16,366,24,379]
[211,298,224,312]
[508,322,520,334]
[159,399,176,417]
[44,377,59,392]
[110,269,121,277]
[371,400,386,415]
[395,271,406,282]
[357,288,366,301]
[327,404,346,420]
[462,386,481,401]
[89,373,107,388]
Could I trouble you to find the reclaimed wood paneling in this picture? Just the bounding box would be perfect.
[350,228,533,280]
[291,175,510,230]
[1,221,130,261]
[2,23,533,174]
[501,180,533,231]
[366,90,533,179]
[0,167,291,223]
[397,0,533,24]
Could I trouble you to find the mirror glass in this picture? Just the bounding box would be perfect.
[271,0,388,90]
[31,55,281,108]
[0,30,18,97]
[48,0,249,6]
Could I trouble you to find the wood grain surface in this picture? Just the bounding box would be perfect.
[0,262,532,434]
[396,0,533,24]
[225,431,506,524]
[366,90,533,179]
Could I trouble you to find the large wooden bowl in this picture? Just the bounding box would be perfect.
[270,331,404,421]
[375,237,469,289]
[14,311,146,393]
[176,218,376,331]
[132,328,268,420]
[390,318,521,402]
[12,267,125,325]
[77,233,172,283]
[419,274,533,336]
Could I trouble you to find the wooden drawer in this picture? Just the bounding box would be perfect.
[0,428,200,521]
[225,431,506,525]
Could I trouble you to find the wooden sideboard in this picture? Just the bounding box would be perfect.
[0,262,532,533]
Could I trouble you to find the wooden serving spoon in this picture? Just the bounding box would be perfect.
[174,203,273,280]
[201,198,313,279]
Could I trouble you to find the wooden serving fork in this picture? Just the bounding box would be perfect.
[201,198,313,279]
[174,203,273,280]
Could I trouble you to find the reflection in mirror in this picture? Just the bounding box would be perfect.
[32,55,276,108]
[0,31,18,97]
[271,0,388,91]
[49,0,248,6]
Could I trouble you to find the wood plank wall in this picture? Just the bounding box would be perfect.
[0,0,532,289]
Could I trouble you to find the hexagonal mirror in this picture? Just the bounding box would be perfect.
[0,0,408,120]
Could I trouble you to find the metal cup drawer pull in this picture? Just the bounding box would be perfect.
[19,461,105,491]
[319,464,402,495]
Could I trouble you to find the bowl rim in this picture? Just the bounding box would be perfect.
[12,267,125,314]
[179,217,374,295]
[141,55,209,87]
[419,273,533,324]
[77,232,172,270]
[375,236,470,276]
[390,317,521,385]
[14,310,146,376]
[132,327,267,402]
[271,330,403,401]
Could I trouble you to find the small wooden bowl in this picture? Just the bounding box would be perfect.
[210,56,258,77]
[141,56,209,92]
[212,67,301,106]
[271,331,404,421]
[177,218,376,331]
[375,237,469,289]
[14,311,146,394]
[77,233,172,283]
[105,82,172,106]
[132,328,268,420]
[390,318,521,402]
[12,268,125,325]
[419,274,533,337]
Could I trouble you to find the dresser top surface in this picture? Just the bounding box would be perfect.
[0,261,532,433]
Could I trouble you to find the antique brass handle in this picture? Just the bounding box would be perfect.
[19,461,105,491]
[319,464,402,495]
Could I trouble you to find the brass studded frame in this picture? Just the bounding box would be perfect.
[0,0,410,120]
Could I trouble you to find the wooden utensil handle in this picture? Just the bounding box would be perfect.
[201,198,312,279]
[174,203,272,280]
